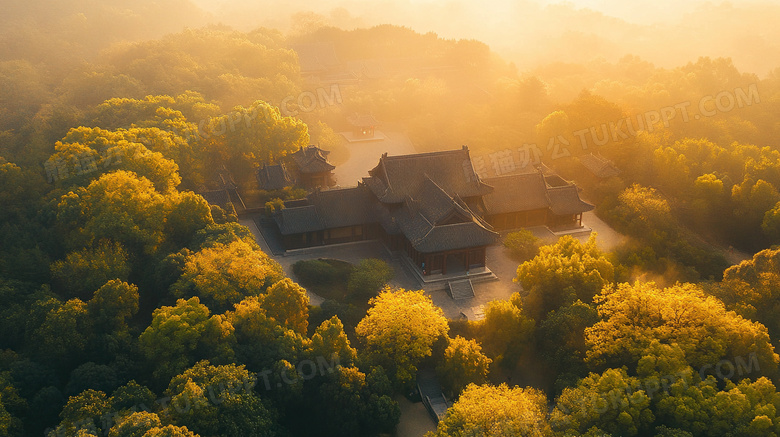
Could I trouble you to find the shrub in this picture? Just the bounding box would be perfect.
[292,259,353,288]
[264,198,285,216]
[347,259,393,299]
[503,230,541,261]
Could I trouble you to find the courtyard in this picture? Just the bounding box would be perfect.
[239,212,624,320]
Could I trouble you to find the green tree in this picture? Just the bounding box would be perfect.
[54,389,111,436]
[516,234,614,320]
[261,278,309,335]
[56,170,169,254]
[427,384,551,436]
[690,173,727,232]
[536,110,573,153]
[355,288,449,388]
[163,191,214,249]
[65,363,119,396]
[537,300,600,391]
[347,259,393,299]
[585,282,779,376]
[138,297,235,385]
[28,386,65,435]
[0,160,46,221]
[474,297,534,368]
[264,198,284,217]
[0,281,55,350]
[0,160,50,282]
[310,316,357,368]
[732,178,780,247]
[170,240,284,313]
[761,201,780,243]
[211,100,309,182]
[710,247,780,340]
[163,361,282,437]
[0,391,22,437]
[436,336,491,397]
[108,411,161,437]
[51,242,131,300]
[228,296,310,371]
[312,366,400,437]
[141,425,199,437]
[87,280,139,332]
[655,376,780,436]
[110,381,156,413]
[550,368,654,436]
[27,298,93,368]
[638,342,780,437]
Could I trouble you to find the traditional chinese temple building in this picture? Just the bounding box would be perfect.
[480,172,593,231]
[347,113,380,139]
[286,145,336,189]
[256,163,293,191]
[271,146,593,275]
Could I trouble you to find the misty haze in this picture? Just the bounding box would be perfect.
[1,1,780,436]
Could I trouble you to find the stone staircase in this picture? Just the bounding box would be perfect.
[447,279,475,300]
[396,253,497,292]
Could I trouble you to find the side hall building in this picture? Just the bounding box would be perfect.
[272,146,593,275]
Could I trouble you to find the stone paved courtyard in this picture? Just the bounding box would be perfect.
[240,215,624,319]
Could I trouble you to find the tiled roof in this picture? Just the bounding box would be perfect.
[274,204,322,235]
[273,185,376,235]
[378,210,401,234]
[578,153,621,178]
[290,146,335,174]
[392,176,498,253]
[481,172,594,216]
[199,189,231,207]
[410,222,498,252]
[272,148,589,251]
[547,185,595,215]
[414,178,472,225]
[481,173,549,215]
[257,164,293,191]
[347,114,380,127]
[363,146,493,203]
[310,186,377,228]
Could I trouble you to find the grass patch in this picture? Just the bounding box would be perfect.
[296,258,395,339]
[293,258,354,301]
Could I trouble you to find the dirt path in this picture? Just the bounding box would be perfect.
[722,246,753,266]
[394,394,437,437]
[581,210,627,251]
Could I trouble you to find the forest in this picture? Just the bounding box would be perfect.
[2,0,780,436]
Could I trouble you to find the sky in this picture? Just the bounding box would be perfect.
[186,0,780,74]
[191,0,768,25]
